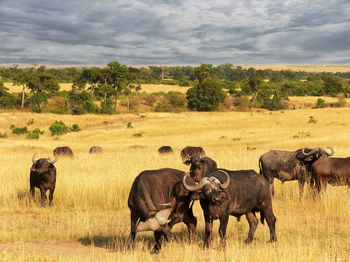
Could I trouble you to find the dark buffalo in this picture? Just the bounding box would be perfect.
[89,146,103,154]
[186,156,217,182]
[128,168,197,253]
[181,146,206,164]
[259,147,334,199]
[311,156,350,193]
[158,146,173,155]
[53,146,74,158]
[183,169,277,247]
[30,154,58,206]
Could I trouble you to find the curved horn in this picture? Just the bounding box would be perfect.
[48,154,58,164]
[324,147,334,156]
[32,154,37,164]
[182,173,208,192]
[302,147,319,156]
[217,170,230,189]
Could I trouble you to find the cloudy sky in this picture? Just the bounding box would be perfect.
[1,0,349,66]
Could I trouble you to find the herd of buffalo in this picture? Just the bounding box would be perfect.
[29,145,350,253]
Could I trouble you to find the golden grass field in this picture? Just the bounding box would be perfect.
[0,108,349,261]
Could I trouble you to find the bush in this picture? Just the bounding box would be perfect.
[165,91,187,111]
[334,94,346,107]
[70,124,81,132]
[100,99,114,114]
[308,116,317,123]
[133,132,143,137]
[315,98,326,108]
[232,96,251,111]
[154,102,172,112]
[49,121,69,135]
[186,80,226,111]
[82,101,96,113]
[12,126,28,135]
[142,94,157,106]
[26,128,44,140]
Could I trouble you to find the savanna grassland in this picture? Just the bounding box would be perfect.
[0,108,350,262]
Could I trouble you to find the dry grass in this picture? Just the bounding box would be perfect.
[0,109,350,261]
[4,83,73,93]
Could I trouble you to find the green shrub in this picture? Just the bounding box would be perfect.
[334,94,346,107]
[315,98,326,108]
[12,126,28,135]
[308,116,317,123]
[70,124,81,132]
[126,122,133,128]
[82,101,96,113]
[100,99,114,114]
[26,128,44,140]
[154,102,172,112]
[49,121,69,136]
[133,132,143,137]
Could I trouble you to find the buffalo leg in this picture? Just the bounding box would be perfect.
[48,188,55,206]
[298,179,305,200]
[151,231,163,254]
[269,179,275,197]
[245,212,258,243]
[204,215,213,248]
[129,213,138,248]
[183,210,197,242]
[219,215,229,246]
[30,185,35,198]
[261,208,277,242]
[39,187,47,206]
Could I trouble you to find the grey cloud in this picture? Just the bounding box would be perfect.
[0,0,349,65]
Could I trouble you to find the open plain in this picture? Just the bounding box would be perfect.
[0,109,349,261]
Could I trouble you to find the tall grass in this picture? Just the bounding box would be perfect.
[0,109,349,261]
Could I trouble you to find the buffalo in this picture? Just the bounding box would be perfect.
[89,146,103,154]
[158,146,173,155]
[30,154,58,206]
[128,168,197,253]
[183,169,277,247]
[181,146,206,164]
[259,147,334,199]
[311,156,350,193]
[185,156,217,182]
[53,146,74,158]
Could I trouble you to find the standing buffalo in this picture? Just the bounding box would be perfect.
[183,169,277,247]
[311,156,350,193]
[158,146,174,155]
[128,168,197,253]
[259,147,334,199]
[53,146,74,158]
[181,146,206,164]
[89,146,103,154]
[30,154,58,206]
[186,156,217,182]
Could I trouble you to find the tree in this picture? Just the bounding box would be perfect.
[193,64,214,83]
[0,79,18,108]
[323,75,343,97]
[186,80,226,111]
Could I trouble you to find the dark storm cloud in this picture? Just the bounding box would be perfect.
[0,0,349,65]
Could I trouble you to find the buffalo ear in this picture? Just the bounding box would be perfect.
[219,191,228,199]
[184,160,191,166]
[190,192,201,201]
[199,159,207,165]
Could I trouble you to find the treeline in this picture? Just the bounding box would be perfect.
[1,62,350,113]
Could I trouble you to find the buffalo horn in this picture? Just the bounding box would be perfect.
[32,154,37,164]
[217,170,230,189]
[48,155,58,164]
[325,147,334,156]
[182,173,209,192]
[302,147,319,156]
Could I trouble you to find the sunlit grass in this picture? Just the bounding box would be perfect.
[0,109,350,261]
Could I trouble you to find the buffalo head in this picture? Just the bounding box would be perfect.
[297,147,334,164]
[185,156,217,182]
[182,170,229,205]
[31,154,58,174]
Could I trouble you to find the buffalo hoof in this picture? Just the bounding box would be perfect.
[245,238,253,244]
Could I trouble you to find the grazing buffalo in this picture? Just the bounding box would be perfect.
[30,154,58,206]
[259,147,334,199]
[89,146,103,154]
[181,146,206,164]
[128,168,197,253]
[183,169,277,247]
[53,146,74,158]
[158,146,173,155]
[186,156,217,182]
[311,156,350,193]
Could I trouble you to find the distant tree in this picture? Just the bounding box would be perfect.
[186,80,226,111]
[193,64,214,83]
[323,75,343,97]
[0,79,18,108]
